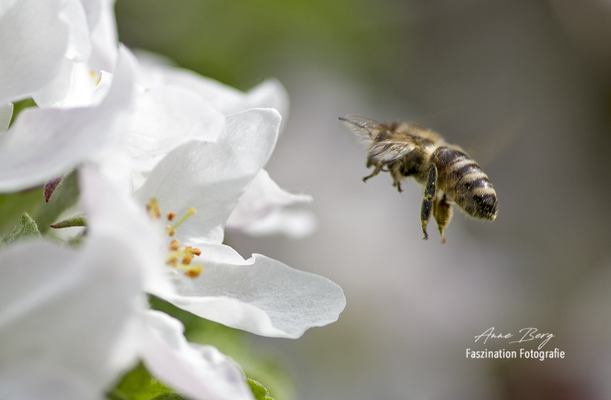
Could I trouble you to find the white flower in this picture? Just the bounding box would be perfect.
[131,51,315,237]
[0,1,342,398]
[0,46,136,193]
[0,0,70,105]
[0,231,141,400]
[138,310,254,400]
[124,108,346,338]
[0,230,254,400]
[225,169,317,238]
[134,50,289,119]
[0,145,256,400]
[0,0,118,108]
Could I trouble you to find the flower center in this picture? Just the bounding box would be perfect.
[146,198,204,278]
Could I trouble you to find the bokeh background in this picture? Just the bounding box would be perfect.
[116,0,611,399]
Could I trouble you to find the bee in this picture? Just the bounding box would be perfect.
[340,115,498,243]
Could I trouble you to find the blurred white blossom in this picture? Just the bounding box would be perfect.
[0,218,254,400]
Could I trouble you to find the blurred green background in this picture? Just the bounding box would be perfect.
[116,1,611,399]
[116,0,402,91]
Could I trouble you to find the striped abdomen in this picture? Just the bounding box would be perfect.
[430,147,498,220]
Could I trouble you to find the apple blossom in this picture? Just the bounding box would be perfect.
[0,0,69,105]
[130,51,315,237]
[0,215,255,400]
[82,107,346,339]
[0,46,136,193]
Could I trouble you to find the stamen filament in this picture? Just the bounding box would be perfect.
[165,207,196,236]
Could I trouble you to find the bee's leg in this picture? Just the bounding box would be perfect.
[420,164,438,240]
[363,163,384,183]
[390,168,403,192]
[434,193,453,244]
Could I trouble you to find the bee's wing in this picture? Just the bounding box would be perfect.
[368,139,416,164]
[338,114,380,139]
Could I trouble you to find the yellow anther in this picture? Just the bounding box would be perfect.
[169,238,180,251]
[186,246,201,256]
[146,198,162,219]
[146,200,203,279]
[185,265,204,278]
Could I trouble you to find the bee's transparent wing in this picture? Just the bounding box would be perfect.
[368,140,415,165]
[338,114,380,139]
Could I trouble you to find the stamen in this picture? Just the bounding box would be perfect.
[169,238,180,251]
[166,225,176,237]
[146,200,203,279]
[146,198,161,219]
[185,265,204,278]
[186,246,201,256]
[165,207,196,236]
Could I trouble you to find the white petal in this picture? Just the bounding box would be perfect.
[0,234,143,400]
[60,0,92,62]
[31,57,74,108]
[0,103,13,132]
[135,108,281,244]
[79,149,175,298]
[126,85,225,173]
[86,0,118,73]
[50,62,100,108]
[226,169,312,228]
[237,208,319,238]
[170,72,288,117]
[134,54,289,119]
[139,310,254,400]
[0,46,136,192]
[0,0,69,104]
[166,249,346,338]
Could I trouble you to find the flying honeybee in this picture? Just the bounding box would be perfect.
[340,115,498,243]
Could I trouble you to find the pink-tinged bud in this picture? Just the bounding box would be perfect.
[44,177,62,202]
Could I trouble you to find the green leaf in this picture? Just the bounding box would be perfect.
[50,214,87,229]
[149,394,188,400]
[0,171,80,237]
[0,186,44,236]
[107,363,173,400]
[9,98,36,127]
[0,213,41,245]
[247,378,275,400]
